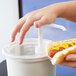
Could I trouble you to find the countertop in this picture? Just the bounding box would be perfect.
[0,61,7,76]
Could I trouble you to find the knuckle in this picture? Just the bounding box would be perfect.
[16,20,20,25]
[21,28,27,36]
[44,16,50,23]
[21,30,25,35]
[27,14,33,20]
[71,65,76,68]
[26,12,35,19]
[16,20,22,26]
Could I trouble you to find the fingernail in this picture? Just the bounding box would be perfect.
[34,22,39,28]
[19,42,21,45]
[11,38,13,42]
[19,41,22,45]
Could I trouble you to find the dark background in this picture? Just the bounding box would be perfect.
[0,0,76,76]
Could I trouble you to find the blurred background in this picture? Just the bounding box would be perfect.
[0,0,76,76]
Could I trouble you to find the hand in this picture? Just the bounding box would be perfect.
[60,54,76,68]
[11,1,76,45]
[11,5,59,45]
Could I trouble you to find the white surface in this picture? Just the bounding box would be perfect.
[7,58,56,76]
[48,24,67,31]
[0,0,19,62]
[37,24,66,55]
[3,39,50,60]
[3,39,56,76]
[37,23,66,53]
[37,27,43,54]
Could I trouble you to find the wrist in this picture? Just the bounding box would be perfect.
[49,3,66,18]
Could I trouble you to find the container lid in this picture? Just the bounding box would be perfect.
[3,39,52,62]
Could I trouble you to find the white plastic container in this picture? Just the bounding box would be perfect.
[3,39,56,76]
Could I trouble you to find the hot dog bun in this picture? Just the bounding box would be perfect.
[47,38,76,65]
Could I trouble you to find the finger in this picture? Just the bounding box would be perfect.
[60,61,76,68]
[65,54,76,61]
[19,22,31,45]
[19,15,41,44]
[34,16,50,28]
[11,17,26,42]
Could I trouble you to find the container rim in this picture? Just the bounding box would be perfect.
[2,38,52,62]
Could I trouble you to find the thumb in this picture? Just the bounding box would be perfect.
[65,54,76,61]
[34,16,51,28]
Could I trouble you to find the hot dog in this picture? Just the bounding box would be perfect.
[47,38,76,65]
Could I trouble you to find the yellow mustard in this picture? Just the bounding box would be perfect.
[55,44,61,47]
[53,47,59,50]
[70,43,74,46]
[72,42,76,45]
[50,41,76,51]
[62,43,69,49]
[50,48,53,51]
